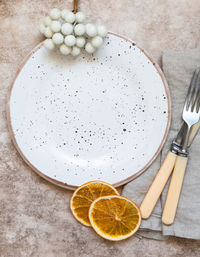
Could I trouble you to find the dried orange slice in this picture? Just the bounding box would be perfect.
[89,195,141,241]
[70,181,119,226]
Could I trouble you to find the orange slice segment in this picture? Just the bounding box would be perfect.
[70,181,119,226]
[89,195,142,241]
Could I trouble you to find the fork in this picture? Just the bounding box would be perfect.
[162,69,200,225]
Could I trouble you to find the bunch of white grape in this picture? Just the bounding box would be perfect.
[39,8,107,56]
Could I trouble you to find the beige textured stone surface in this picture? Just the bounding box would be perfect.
[1,0,200,256]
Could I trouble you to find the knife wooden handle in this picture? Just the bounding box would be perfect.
[162,155,188,225]
[140,151,177,219]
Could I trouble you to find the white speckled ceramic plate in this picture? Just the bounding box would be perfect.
[7,32,171,190]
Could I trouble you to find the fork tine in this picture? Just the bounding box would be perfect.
[184,69,200,111]
[194,70,200,112]
[191,69,200,111]
[196,94,200,113]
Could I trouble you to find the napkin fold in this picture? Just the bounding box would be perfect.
[122,44,200,240]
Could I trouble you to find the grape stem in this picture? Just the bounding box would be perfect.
[73,0,78,13]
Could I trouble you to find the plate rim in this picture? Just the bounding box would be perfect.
[7,32,171,190]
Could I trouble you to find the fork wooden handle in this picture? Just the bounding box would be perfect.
[140,151,177,219]
[162,155,188,225]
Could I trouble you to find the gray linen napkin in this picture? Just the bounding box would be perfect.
[122,44,200,240]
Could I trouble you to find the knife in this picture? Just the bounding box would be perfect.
[140,121,200,219]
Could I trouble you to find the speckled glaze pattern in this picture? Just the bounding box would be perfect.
[8,33,170,189]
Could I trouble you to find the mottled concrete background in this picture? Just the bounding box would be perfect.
[1,0,200,256]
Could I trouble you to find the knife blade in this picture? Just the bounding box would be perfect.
[173,121,200,149]
[188,122,200,147]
